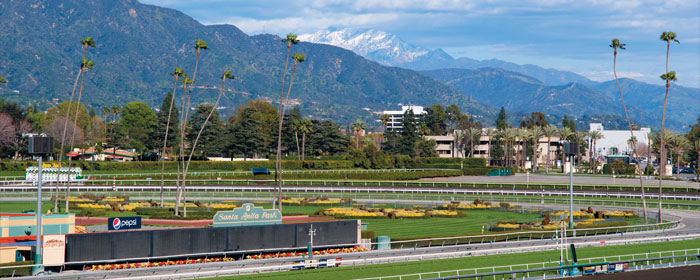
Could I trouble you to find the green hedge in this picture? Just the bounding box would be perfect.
[602,163,636,175]
[418,157,486,167]
[462,167,512,176]
[0,160,353,172]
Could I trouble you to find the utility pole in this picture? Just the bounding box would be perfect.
[27,135,53,276]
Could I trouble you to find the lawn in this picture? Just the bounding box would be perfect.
[212,239,700,280]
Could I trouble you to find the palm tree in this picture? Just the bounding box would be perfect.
[499,128,517,167]
[175,75,193,217]
[669,135,690,177]
[380,114,390,128]
[185,71,235,183]
[352,120,366,149]
[517,128,529,168]
[275,34,300,210]
[159,67,184,207]
[64,58,94,213]
[610,38,648,222]
[558,127,573,172]
[588,130,603,173]
[465,127,481,158]
[102,106,110,140]
[484,128,495,165]
[276,52,306,210]
[55,37,94,212]
[178,39,208,218]
[291,119,302,160]
[453,130,464,158]
[530,126,543,172]
[299,119,313,163]
[543,125,558,173]
[657,32,679,223]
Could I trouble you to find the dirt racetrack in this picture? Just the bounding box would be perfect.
[575,264,699,279]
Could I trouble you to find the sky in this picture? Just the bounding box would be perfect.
[141,0,700,88]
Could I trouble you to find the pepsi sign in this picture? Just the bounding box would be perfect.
[108,216,142,231]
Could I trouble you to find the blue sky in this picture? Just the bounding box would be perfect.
[142,0,700,88]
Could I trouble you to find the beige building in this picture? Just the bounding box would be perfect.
[425,131,563,168]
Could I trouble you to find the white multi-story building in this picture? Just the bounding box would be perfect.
[588,123,650,157]
[382,105,426,132]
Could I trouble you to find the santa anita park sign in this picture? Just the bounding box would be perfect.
[213,203,282,227]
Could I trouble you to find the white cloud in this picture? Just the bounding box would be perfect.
[220,13,400,35]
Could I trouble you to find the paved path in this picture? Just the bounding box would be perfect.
[427,173,700,188]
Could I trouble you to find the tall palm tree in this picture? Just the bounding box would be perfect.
[657,32,679,223]
[465,127,481,158]
[102,106,110,140]
[658,71,677,221]
[558,127,573,172]
[55,37,94,212]
[274,34,300,210]
[276,52,306,210]
[352,120,366,149]
[64,58,94,213]
[609,38,648,222]
[175,75,192,216]
[484,128,494,165]
[530,126,543,172]
[185,71,235,181]
[499,128,517,167]
[299,119,313,163]
[588,130,603,173]
[543,125,558,173]
[179,39,209,218]
[159,67,184,207]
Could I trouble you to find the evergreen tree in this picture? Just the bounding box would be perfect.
[399,109,418,155]
[496,107,508,130]
[152,92,180,153]
[187,104,224,158]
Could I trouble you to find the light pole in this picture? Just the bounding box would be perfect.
[27,135,53,276]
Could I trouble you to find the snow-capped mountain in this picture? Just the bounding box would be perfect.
[299,28,593,86]
[299,28,443,66]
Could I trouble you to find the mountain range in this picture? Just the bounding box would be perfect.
[0,1,697,131]
[302,28,699,130]
[0,0,491,125]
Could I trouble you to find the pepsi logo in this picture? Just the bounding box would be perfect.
[112,217,121,230]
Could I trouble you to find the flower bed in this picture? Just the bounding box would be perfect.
[281,197,350,206]
[84,246,368,271]
[315,207,464,219]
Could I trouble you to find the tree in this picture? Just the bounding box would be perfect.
[273,34,300,210]
[175,75,193,216]
[453,130,464,158]
[157,67,184,207]
[588,130,603,173]
[184,71,234,188]
[424,104,447,135]
[520,112,548,128]
[543,125,558,173]
[298,118,313,163]
[186,104,224,157]
[495,107,508,130]
[351,119,365,149]
[380,114,390,128]
[465,127,481,158]
[0,113,14,147]
[484,128,495,165]
[669,135,690,177]
[118,101,157,151]
[64,57,94,213]
[414,138,438,158]
[529,126,543,171]
[558,126,573,171]
[609,38,648,222]
[399,109,419,156]
[657,31,679,222]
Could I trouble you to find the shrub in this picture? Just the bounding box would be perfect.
[361,230,375,239]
